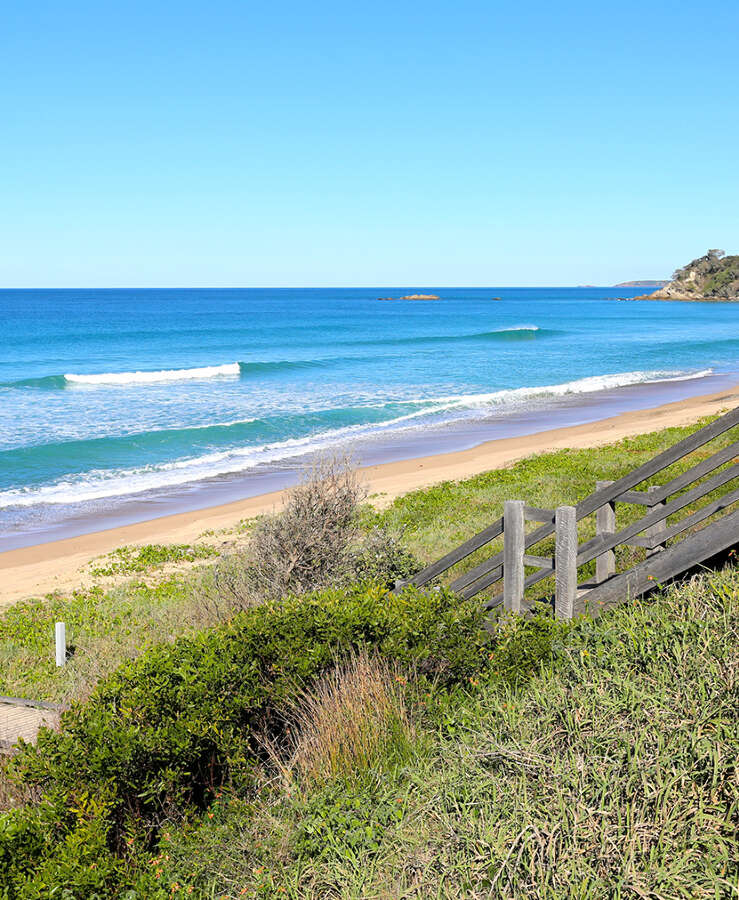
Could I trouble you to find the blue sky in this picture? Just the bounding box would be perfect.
[2,0,737,287]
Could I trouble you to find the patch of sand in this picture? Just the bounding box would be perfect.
[1,385,737,607]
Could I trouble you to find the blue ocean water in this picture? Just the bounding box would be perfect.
[1,287,738,544]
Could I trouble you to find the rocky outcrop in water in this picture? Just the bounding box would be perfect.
[377,293,441,301]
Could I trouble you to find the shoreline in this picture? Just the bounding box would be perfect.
[1,383,737,607]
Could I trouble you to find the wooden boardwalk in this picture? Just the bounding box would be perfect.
[396,405,738,618]
[0,698,61,752]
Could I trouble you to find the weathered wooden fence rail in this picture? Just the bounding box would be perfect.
[395,406,739,619]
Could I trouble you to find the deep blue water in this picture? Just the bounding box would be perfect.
[1,287,737,541]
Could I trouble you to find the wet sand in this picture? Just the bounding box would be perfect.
[1,384,737,607]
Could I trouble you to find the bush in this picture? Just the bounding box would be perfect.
[246,457,364,601]
[198,461,420,617]
[1,581,491,896]
[347,527,420,587]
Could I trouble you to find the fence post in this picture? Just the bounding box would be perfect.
[55,622,66,667]
[503,500,525,613]
[555,505,578,619]
[595,479,616,583]
[646,485,667,556]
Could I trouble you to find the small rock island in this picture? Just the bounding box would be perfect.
[636,249,739,301]
[377,293,441,301]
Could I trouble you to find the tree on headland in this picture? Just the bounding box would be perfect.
[673,249,726,281]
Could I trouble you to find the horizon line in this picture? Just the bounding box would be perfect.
[0,283,662,291]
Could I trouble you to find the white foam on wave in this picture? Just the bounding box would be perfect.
[64,362,240,385]
[0,367,714,508]
[419,368,715,410]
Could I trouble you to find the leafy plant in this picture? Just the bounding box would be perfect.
[90,543,218,577]
[0,580,492,895]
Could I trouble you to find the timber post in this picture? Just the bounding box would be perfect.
[555,505,578,619]
[503,500,525,613]
[595,479,616,583]
[646,484,667,556]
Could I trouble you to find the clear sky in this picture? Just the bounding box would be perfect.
[2,0,737,287]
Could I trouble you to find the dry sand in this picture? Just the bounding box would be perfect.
[1,385,737,607]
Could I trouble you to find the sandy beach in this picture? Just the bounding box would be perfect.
[1,384,737,607]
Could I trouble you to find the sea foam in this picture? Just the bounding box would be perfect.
[64,362,241,385]
[0,368,714,509]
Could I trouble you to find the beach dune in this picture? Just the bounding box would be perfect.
[1,385,737,608]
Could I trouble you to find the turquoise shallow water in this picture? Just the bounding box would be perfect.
[1,287,737,545]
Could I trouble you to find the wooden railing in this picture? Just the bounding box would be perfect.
[395,406,739,618]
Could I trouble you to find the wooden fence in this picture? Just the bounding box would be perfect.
[395,406,739,619]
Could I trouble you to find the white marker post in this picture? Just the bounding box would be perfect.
[55,622,66,667]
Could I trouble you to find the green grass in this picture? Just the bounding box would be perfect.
[369,415,738,602]
[156,564,739,898]
[0,414,735,705]
[0,576,208,702]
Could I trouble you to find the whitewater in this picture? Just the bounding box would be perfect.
[1,286,738,541]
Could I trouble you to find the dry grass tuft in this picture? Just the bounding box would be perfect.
[279,650,415,785]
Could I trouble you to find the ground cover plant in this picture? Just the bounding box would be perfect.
[89,543,219,578]
[0,415,736,896]
[1,414,735,707]
[147,564,739,898]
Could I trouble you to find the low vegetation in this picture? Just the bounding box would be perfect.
[1,564,734,897]
[151,565,738,899]
[0,418,736,897]
[0,580,518,895]
[89,543,219,577]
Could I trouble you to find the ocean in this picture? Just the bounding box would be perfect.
[1,287,738,550]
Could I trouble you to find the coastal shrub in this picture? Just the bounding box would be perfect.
[0,789,148,899]
[0,581,494,895]
[200,459,418,616]
[347,526,419,586]
[246,456,365,601]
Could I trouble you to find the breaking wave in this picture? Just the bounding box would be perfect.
[64,362,241,384]
[0,367,714,509]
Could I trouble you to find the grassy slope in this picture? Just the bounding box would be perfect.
[1,414,736,703]
[370,415,737,598]
[0,414,737,897]
[158,564,738,898]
